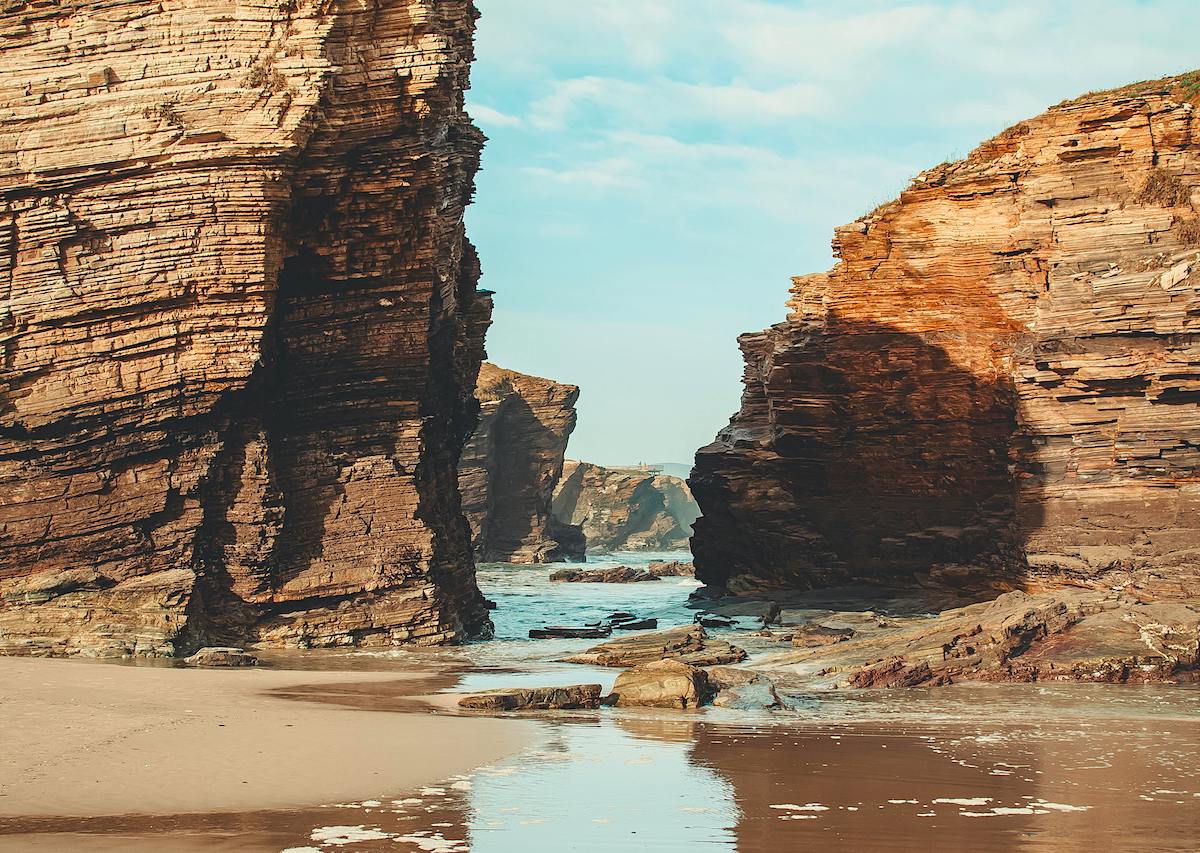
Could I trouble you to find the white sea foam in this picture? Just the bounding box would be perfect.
[309,825,391,846]
[932,797,992,806]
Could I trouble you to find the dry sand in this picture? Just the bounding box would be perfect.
[0,657,535,818]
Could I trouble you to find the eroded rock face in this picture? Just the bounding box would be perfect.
[552,461,699,553]
[692,75,1200,599]
[0,0,492,657]
[458,364,584,563]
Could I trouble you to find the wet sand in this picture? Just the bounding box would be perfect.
[0,657,535,819]
[7,701,1197,852]
[4,555,1198,851]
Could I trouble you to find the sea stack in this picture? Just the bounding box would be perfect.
[0,0,492,656]
[691,75,1200,599]
[458,363,585,563]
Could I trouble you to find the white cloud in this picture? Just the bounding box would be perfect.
[529,76,831,131]
[467,102,523,128]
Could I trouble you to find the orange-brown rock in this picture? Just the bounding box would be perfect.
[692,73,1200,599]
[760,590,1199,687]
[458,364,584,563]
[552,461,699,553]
[0,0,493,657]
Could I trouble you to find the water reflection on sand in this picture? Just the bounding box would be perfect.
[2,552,1198,852]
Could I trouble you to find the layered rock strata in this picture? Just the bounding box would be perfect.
[0,0,492,656]
[458,363,584,563]
[693,74,1200,599]
[758,591,1199,686]
[552,461,699,552]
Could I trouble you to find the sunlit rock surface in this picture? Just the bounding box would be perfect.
[458,363,584,563]
[0,0,492,656]
[692,74,1200,602]
[552,461,700,553]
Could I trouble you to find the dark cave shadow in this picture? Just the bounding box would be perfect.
[691,315,1042,587]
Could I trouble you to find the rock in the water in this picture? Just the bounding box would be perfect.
[647,561,695,577]
[459,364,585,564]
[549,566,661,583]
[690,73,1200,604]
[612,618,658,631]
[552,462,699,552]
[457,684,603,711]
[0,0,492,658]
[564,624,746,668]
[708,666,787,710]
[529,626,612,640]
[184,648,257,668]
[609,659,710,709]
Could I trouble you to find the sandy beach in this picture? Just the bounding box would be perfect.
[0,657,534,819]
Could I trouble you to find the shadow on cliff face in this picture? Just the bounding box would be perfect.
[477,394,579,560]
[691,316,1037,590]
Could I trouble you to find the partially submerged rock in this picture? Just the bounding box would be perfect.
[647,561,695,578]
[609,660,709,709]
[563,624,746,668]
[529,626,612,640]
[184,647,258,668]
[549,566,661,583]
[457,684,603,711]
[707,666,787,710]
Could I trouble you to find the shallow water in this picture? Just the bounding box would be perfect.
[3,551,1198,852]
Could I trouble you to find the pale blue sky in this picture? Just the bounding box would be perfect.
[465,0,1195,466]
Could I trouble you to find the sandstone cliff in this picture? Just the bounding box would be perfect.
[692,73,1200,598]
[553,461,699,553]
[458,363,584,563]
[0,0,493,656]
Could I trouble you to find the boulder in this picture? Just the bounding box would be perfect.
[457,684,603,711]
[184,647,258,668]
[609,660,710,709]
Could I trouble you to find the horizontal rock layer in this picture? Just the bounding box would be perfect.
[0,0,492,656]
[692,74,1200,599]
[552,461,699,553]
[458,363,584,563]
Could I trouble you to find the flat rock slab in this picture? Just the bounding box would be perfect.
[529,626,612,639]
[791,624,856,647]
[707,666,788,710]
[457,684,603,711]
[757,589,1200,687]
[563,624,747,668]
